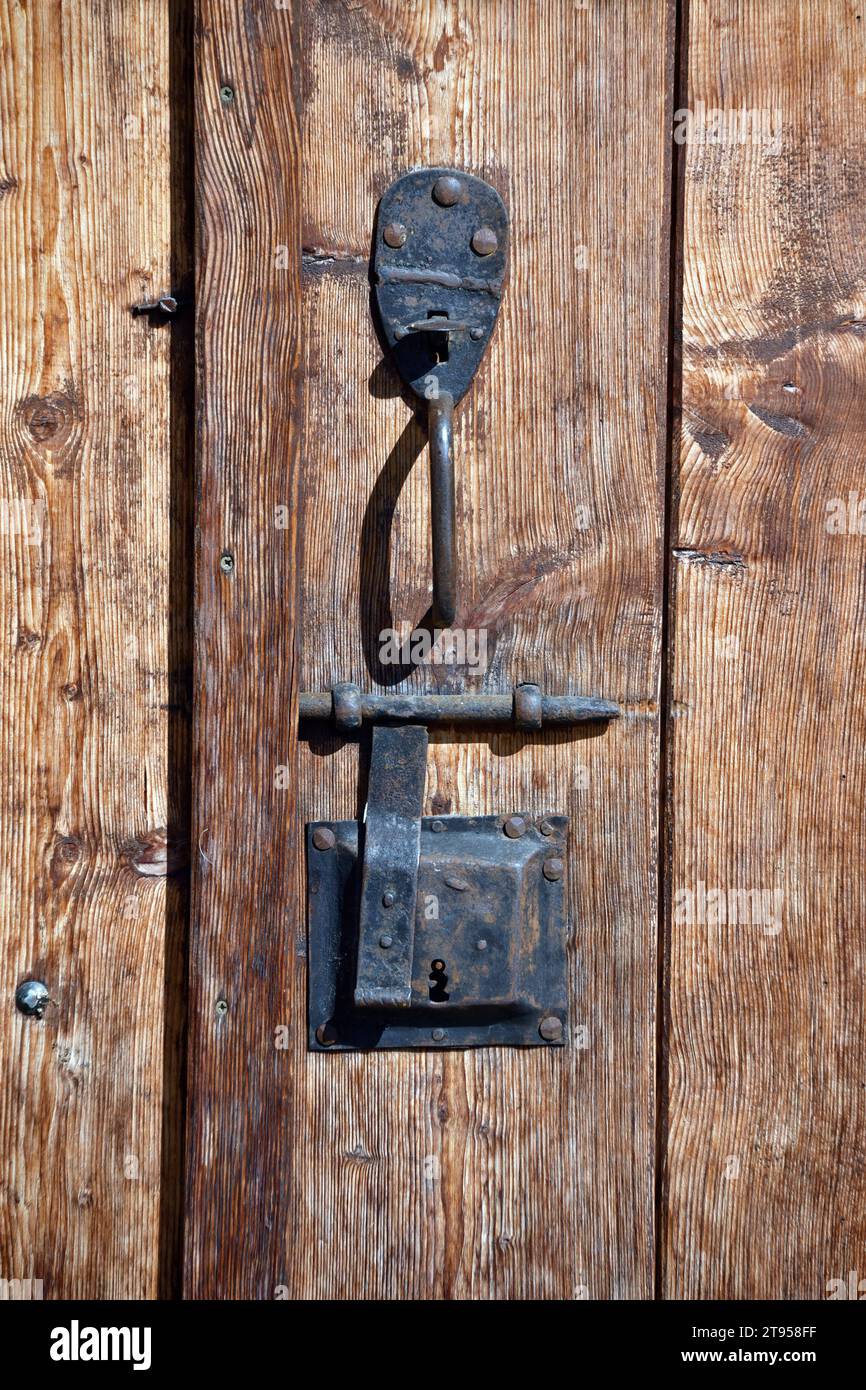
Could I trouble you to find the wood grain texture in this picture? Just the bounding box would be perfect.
[663,0,866,1298]
[184,0,302,1298]
[187,0,671,1300]
[0,0,182,1297]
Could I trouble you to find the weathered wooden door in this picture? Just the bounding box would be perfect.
[3,0,864,1304]
[187,0,671,1300]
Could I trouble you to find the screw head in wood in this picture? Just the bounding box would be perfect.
[383,221,407,248]
[543,857,564,881]
[312,826,336,851]
[15,980,49,1018]
[471,226,498,256]
[432,175,462,206]
[503,815,527,839]
[219,551,235,575]
[539,1015,563,1042]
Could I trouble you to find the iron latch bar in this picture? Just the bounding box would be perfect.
[355,724,428,1009]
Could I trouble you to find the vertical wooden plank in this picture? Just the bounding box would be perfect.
[295,0,673,1299]
[187,0,672,1298]
[0,0,178,1297]
[664,0,866,1297]
[185,0,301,1297]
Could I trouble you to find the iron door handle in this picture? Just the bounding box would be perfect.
[427,391,456,624]
[373,168,509,626]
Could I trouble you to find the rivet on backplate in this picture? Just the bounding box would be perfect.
[383,221,407,248]
[503,815,527,839]
[471,226,498,256]
[431,1028,446,1042]
[476,938,488,951]
[539,820,555,836]
[431,820,445,833]
[382,890,396,907]
[379,934,393,949]
[543,857,564,882]
[432,175,461,206]
[312,826,336,851]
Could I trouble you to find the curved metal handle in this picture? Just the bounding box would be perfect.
[373,169,510,628]
[428,391,456,626]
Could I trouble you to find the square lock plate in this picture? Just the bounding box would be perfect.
[307,814,568,1050]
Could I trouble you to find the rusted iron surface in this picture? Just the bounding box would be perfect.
[308,813,568,1051]
[354,725,428,1009]
[298,683,620,728]
[372,167,508,404]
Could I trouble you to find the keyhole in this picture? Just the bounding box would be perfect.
[429,958,450,1002]
[427,309,450,363]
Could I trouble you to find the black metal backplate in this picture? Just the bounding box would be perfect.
[307,815,568,1051]
[373,168,508,403]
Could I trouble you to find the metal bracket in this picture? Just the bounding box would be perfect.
[373,167,508,404]
[372,168,508,625]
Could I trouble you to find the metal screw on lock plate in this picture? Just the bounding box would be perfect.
[539,1015,563,1043]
